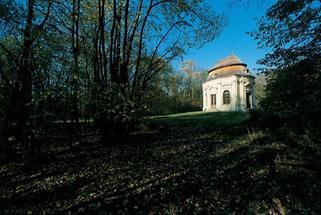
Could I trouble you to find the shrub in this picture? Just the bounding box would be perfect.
[94,88,140,144]
[259,58,321,134]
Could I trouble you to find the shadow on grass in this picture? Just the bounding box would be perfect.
[1,111,320,214]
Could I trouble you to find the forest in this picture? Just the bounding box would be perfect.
[0,0,320,214]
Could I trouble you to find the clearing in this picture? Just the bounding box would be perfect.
[0,112,320,214]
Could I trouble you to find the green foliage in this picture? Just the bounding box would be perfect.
[254,73,266,107]
[259,59,321,132]
[249,59,321,172]
[142,63,207,116]
[0,0,225,155]
[0,0,15,21]
[250,0,321,67]
[295,131,321,160]
[94,86,139,142]
[251,2,321,164]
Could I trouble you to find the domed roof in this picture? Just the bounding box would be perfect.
[210,54,246,72]
[205,54,252,82]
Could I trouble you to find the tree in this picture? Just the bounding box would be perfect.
[0,0,226,158]
[104,0,225,100]
[250,0,321,68]
[261,59,321,130]
[251,0,321,133]
[254,73,266,107]
[142,60,206,115]
[0,0,52,157]
[181,60,196,103]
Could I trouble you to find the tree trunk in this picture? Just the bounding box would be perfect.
[15,0,35,157]
[71,0,81,142]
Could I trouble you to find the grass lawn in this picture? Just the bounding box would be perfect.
[1,112,320,214]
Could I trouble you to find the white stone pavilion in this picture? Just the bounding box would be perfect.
[202,54,256,112]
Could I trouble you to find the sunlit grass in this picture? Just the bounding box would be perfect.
[215,131,266,157]
[146,111,249,128]
[148,111,204,119]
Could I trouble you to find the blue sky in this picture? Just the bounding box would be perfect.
[174,0,276,74]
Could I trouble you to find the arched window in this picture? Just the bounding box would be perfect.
[223,90,230,104]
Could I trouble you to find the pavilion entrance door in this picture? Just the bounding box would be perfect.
[210,94,216,110]
[246,92,251,109]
